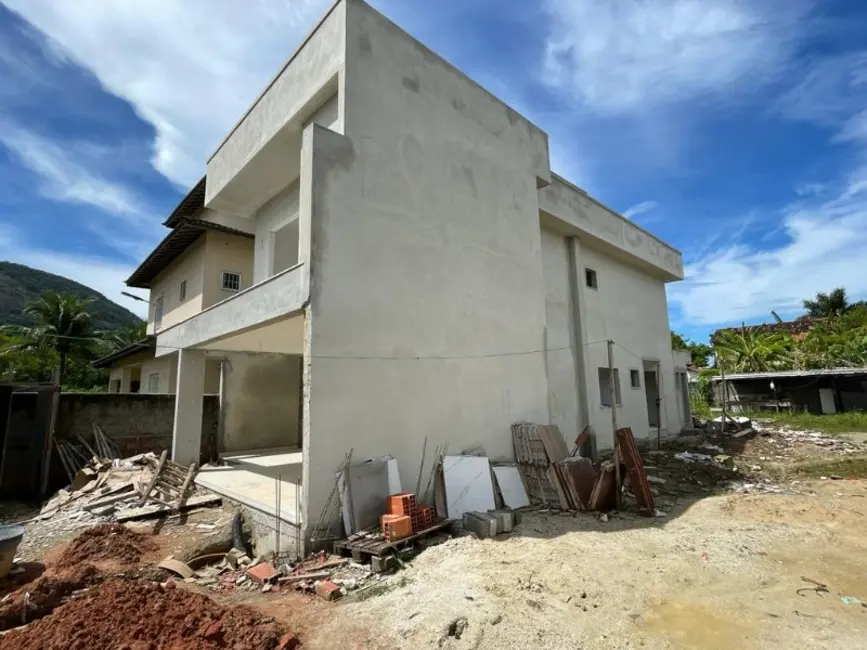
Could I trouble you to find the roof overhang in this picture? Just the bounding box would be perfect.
[711,367,867,382]
[163,177,206,227]
[92,336,155,368]
[126,219,253,289]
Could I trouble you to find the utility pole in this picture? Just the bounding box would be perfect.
[607,339,621,509]
[719,359,727,432]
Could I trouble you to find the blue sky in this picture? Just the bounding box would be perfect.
[1,0,866,344]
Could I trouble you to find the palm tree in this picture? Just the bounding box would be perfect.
[715,325,793,373]
[99,320,147,353]
[803,288,849,318]
[1,292,98,384]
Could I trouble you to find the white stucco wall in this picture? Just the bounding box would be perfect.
[253,183,300,284]
[539,176,683,281]
[139,353,220,395]
[141,354,177,394]
[147,237,206,335]
[579,244,682,446]
[206,2,345,214]
[301,1,553,530]
[201,230,255,306]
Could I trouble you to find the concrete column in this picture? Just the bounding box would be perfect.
[172,349,206,465]
[567,236,593,453]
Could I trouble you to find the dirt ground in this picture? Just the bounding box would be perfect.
[302,477,867,649]
[2,422,866,649]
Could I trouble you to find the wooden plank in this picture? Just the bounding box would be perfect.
[536,424,569,463]
[82,490,137,511]
[115,494,221,522]
[588,463,617,512]
[615,428,655,515]
[176,462,198,510]
[138,449,168,507]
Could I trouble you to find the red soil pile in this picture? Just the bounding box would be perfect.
[0,579,297,650]
[56,524,156,570]
[0,564,102,631]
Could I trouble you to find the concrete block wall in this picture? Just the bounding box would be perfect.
[54,393,220,463]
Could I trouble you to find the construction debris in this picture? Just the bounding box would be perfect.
[31,452,219,528]
[512,423,656,517]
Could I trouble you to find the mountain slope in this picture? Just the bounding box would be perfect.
[0,262,142,331]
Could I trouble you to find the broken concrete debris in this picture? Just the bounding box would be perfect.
[32,452,220,529]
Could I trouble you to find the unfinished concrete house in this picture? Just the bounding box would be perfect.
[135,0,685,550]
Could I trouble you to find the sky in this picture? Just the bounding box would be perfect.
[0,0,866,344]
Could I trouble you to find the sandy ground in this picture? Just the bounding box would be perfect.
[300,478,867,650]
[4,423,867,649]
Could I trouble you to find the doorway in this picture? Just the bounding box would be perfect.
[643,361,660,428]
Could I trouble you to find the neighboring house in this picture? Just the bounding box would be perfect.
[712,317,823,344]
[134,0,685,550]
[93,182,252,395]
[711,368,867,414]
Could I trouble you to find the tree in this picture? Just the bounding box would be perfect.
[1,292,99,384]
[671,331,713,366]
[98,320,147,354]
[803,288,849,318]
[714,325,793,373]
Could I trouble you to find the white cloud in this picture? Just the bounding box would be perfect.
[0,122,147,219]
[543,0,810,114]
[622,200,658,220]
[668,176,867,326]
[0,224,146,318]
[2,0,328,187]
[776,52,867,131]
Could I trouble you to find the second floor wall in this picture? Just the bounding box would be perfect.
[147,230,254,334]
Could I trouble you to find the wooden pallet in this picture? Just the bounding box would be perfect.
[333,520,452,561]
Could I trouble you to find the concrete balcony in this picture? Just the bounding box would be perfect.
[155,262,308,356]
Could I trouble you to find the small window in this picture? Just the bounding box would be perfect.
[585,268,598,290]
[154,295,164,329]
[598,368,622,407]
[179,280,187,301]
[221,271,241,292]
[147,373,160,394]
[630,369,641,389]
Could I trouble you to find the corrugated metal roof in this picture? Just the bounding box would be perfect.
[711,367,867,381]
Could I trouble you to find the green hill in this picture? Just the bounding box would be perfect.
[0,262,142,331]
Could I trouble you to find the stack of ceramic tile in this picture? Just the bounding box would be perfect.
[511,423,595,511]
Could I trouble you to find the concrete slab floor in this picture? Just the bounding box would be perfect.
[196,465,303,524]
[220,447,303,482]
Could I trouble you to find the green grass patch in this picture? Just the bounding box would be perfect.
[783,456,867,480]
[740,410,867,434]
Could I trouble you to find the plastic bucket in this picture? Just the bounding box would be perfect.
[0,525,25,579]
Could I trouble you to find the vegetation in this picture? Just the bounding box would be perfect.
[684,288,867,417]
[742,410,867,435]
[0,262,140,330]
[0,289,145,391]
[670,331,713,366]
[704,288,867,374]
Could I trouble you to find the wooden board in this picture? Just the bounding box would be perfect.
[615,428,655,515]
[588,463,617,512]
[536,425,570,463]
[115,494,221,522]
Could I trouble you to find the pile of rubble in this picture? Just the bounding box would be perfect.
[158,548,386,602]
[30,451,220,530]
